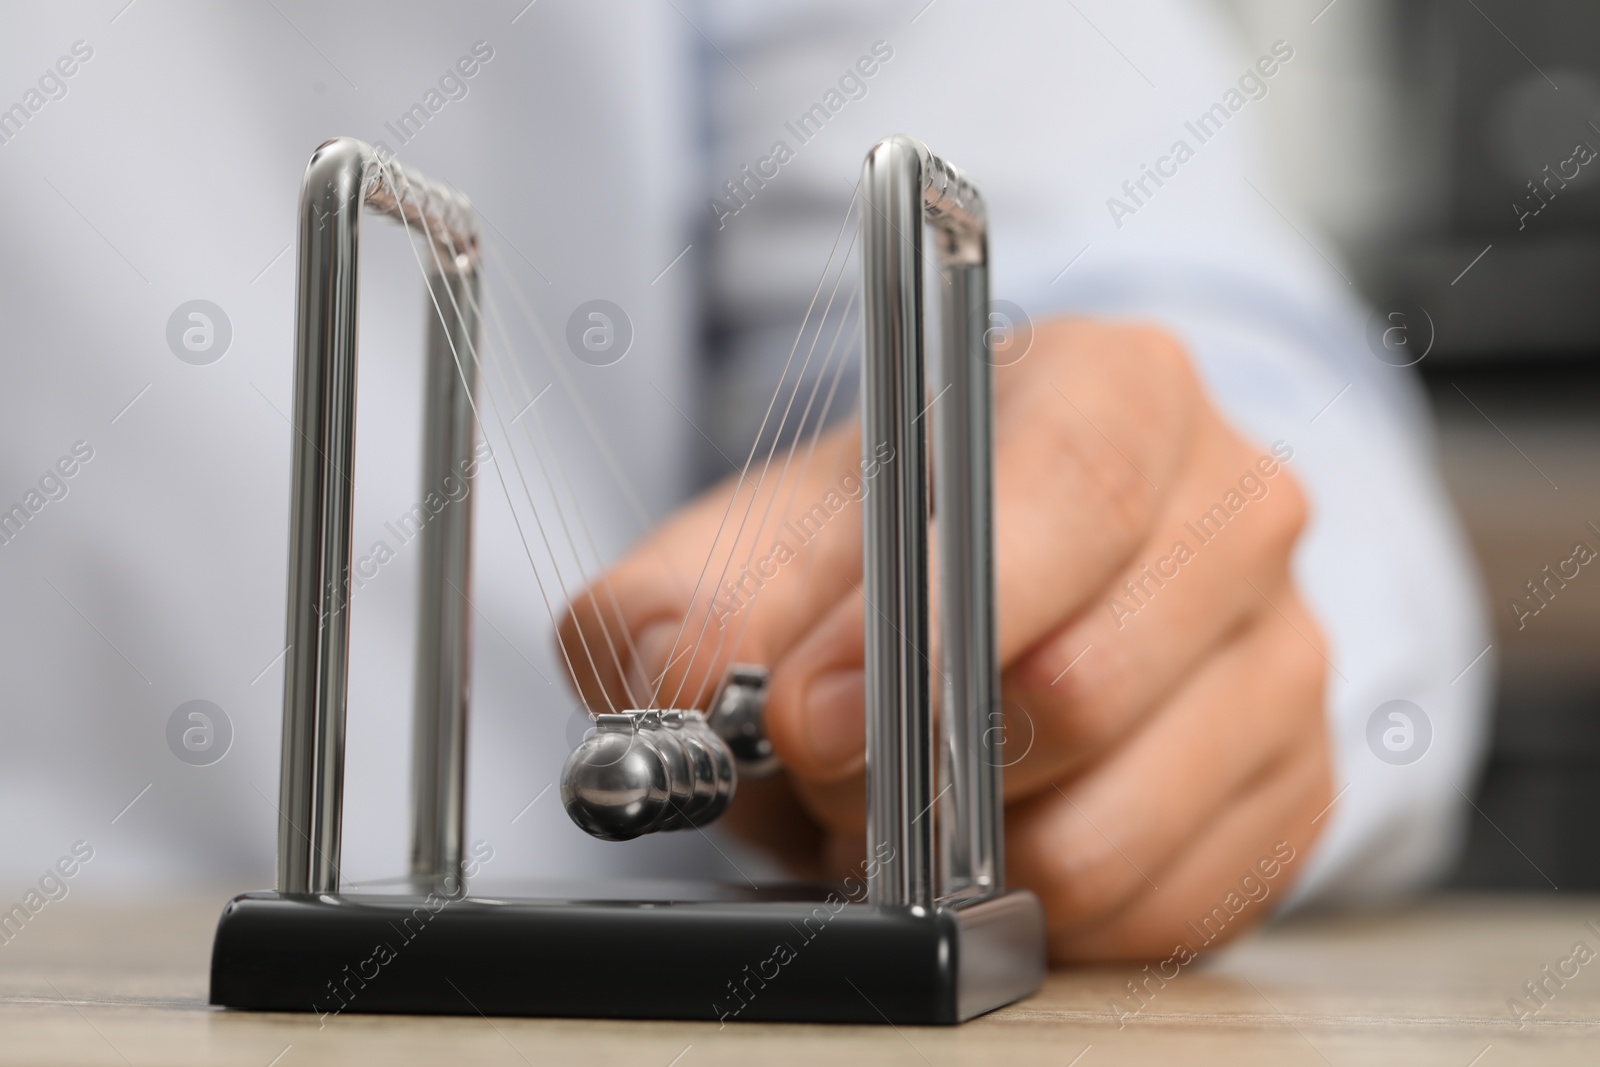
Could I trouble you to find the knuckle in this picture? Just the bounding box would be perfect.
[1265,467,1310,553]
[1212,427,1308,565]
[1026,319,1205,546]
[1011,637,1128,751]
[1012,400,1156,555]
[1122,324,1200,405]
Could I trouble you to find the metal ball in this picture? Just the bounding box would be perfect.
[560,710,740,841]
[708,665,779,778]
[559,728,669,841]
[642,722,696,832]
[672,718,737,826]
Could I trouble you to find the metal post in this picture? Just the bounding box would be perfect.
[860,135,997,907]
[410,264,480,889]
[934,237,1001,900]
[861,136,933,907]
[276,138,480,896]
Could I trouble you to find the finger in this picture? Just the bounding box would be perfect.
[558,419,873,710]
[986,320,1199,663]
[764,592,868,784]
[1004,590,1327,933]
[750,320,1207,786]
[772,573,1324,864]
[999,425,1306,796]
[760,427,1302,812]
[1046,738,1331,962]
[749,591,871,841]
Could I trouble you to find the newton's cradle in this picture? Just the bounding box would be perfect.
[208,134,1045,1024]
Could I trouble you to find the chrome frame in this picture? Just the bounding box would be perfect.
[274,132,1002,909]
[276,137,481,896]
[861,135,1002,908]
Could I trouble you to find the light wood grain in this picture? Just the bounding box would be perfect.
[2,892,1596,1065]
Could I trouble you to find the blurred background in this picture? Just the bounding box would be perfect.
[1225,0,1600,889]
[0,0,1588,899]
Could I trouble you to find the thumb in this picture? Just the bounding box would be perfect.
[765,591,868,785]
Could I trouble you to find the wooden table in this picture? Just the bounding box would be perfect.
[3,891,1596,1065]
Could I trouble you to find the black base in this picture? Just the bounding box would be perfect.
[209,882,1045,1025]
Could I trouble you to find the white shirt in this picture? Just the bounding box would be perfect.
[0,0,1488,908]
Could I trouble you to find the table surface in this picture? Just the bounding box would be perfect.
[2,891,1596,1065]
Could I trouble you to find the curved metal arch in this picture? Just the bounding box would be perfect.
[276,138,481,895]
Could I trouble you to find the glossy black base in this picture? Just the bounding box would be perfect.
[208,884,1045,1025]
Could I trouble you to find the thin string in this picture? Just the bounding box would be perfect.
[645,188,862,708]
[661,204,862,708]
[434,229,646,712]
[421,203,642,712]
[378,160,617,711]
[664,198,862,710]
[482,243,656,535]
[672,286,857,716]
[389,174,867,718]
[682,282,862,712]
[788,353,863,595]
[479,286,649,705]
[483,241,704,695]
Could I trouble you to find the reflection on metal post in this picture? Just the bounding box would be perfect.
[276,138,480,896]
[860,135,999,908]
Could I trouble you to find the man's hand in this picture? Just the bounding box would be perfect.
[560,318,1333,962]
